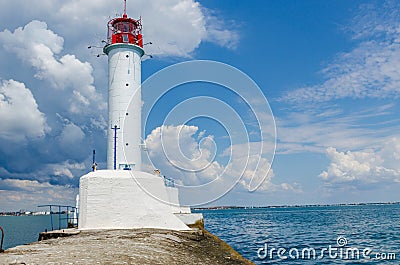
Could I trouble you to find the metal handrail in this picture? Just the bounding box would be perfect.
[38,205,78,230]
[0,226,4,253]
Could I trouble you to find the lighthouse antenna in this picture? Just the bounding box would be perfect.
[111,125,120,170]
[123,0,127,17]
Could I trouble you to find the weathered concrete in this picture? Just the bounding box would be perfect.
[0,228,254,265]
[38,229,80,241]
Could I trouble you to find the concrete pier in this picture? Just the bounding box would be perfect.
[0,228,254,264]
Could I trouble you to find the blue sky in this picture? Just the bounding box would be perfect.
[0,0,399,211]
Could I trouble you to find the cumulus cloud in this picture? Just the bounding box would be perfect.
[0,0,238,58]
[43,161,86,180]
[0,178,77,211]
[0,20,64,56]
[0,157,86,188]
[0,79,48,141]
[0,20,105,114]
[319,138,400,189]
[139,0,206,56]
[145,125,221,186]
[134,0,239,56]
[225,154,274,191]
[281,1,400,104]
[145,124,296,198]
[58,123,85,152]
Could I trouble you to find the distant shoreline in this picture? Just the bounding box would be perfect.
[192,201,400,210]
[1,201,399,216]
[0,211,66,217]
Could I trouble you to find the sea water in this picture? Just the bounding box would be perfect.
[0,205,398,264]
[0,214,67,250]
[200,204,400,264]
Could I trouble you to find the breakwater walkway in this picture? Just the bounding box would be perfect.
[0,228,254,264]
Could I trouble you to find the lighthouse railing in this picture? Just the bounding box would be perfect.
[37,204,78,231]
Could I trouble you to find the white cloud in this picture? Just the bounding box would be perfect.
[276,104,400,154]
[140,0,205,56]
[202,9,239,49]
[281,2,400,104]
[0,157,87,187]
[282,41,400,103]
[319,138,400,188]
[0,79,48,141]
[0,20,105,114]
[0,178,77,211]
[225,154,274,191]
[137,0,238,56]
[44,161,86,179]
[58,123,85,148]
[145,124,296,196]
[0,20,64,56]
[0,0,238,58]
[145,125,221,185]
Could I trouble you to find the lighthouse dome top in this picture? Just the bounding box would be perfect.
[106,2,143,47]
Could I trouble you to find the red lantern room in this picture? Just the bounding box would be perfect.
[107,1,143,47]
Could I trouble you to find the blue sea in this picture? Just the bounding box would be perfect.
[1,205,399,264]
[0,214,67,250]
[200,204,400,264]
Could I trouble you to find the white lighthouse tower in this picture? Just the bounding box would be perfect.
[78,1,199,231]
[104,2,143,171]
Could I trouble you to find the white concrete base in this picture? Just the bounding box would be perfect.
[175,213,204,226]
[79,170,189,230]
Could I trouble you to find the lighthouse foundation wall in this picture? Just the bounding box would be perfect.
[78,170,190,230]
